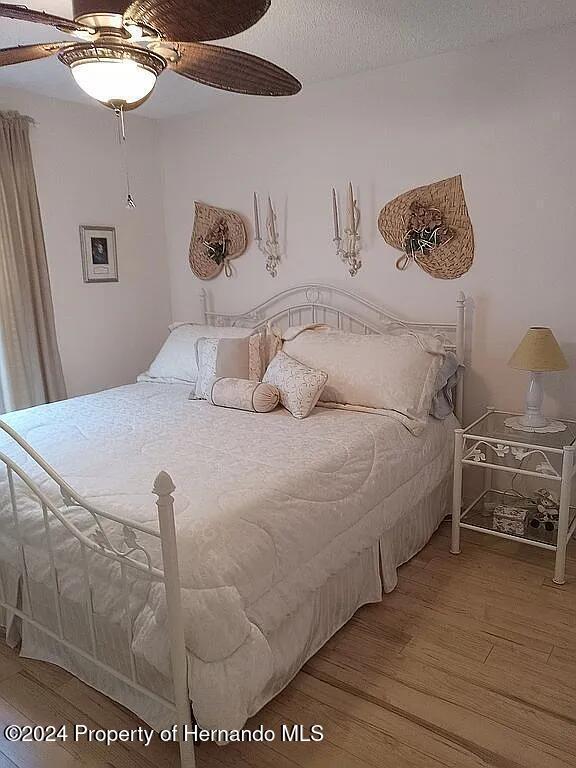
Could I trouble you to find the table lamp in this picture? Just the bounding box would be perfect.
[508,327,568,429]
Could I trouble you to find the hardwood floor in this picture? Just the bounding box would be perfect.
[1,522,576,768]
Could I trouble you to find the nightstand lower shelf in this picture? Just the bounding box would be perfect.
[459,489,576,551]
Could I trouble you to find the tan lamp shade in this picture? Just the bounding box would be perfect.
[508,327,568,372]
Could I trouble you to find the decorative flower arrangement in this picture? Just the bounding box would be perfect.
[401,201,455,266]
[201,217,229,266]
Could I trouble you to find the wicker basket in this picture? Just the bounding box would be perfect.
[378,175,474,280]
[189,201,247,280]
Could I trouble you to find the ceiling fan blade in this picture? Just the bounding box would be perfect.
[0,41,70,66]
[0,3,87,33]
[167,42,301,96]
[124,0,270,43]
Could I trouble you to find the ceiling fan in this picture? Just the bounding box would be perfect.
[0,1,302,111]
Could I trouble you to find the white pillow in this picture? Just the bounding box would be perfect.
[263,350,328,419]
[282,327,445,433]
[138,323,254,385]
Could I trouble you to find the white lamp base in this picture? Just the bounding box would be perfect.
[519,371,547,427]
[506,371,566,432]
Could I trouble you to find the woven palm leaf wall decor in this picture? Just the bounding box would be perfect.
[189,201,247,280]
[378,175,474,279]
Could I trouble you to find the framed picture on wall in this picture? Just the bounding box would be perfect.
[80,225,118,283]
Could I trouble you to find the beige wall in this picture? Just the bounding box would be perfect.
[159,24,576,424]
[0,88,170,398]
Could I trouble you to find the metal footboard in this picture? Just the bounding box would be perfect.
[0,419,195,768]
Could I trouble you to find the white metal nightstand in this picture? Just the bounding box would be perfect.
[451,407,576,584]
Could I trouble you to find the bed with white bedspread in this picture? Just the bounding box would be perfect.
[0,285,467,768]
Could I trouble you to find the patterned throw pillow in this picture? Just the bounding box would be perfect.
[263,351,328,419]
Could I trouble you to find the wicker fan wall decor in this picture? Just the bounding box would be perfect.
[378,175,474,280]
[0,1,301,111]
[189,201,247,280]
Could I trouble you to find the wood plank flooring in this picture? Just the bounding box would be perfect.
[1,522,575,768]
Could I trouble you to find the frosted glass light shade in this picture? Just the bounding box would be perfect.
[509,327,568,372]
[71,59,157,106]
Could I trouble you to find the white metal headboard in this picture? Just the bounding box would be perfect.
[201,284,467,421]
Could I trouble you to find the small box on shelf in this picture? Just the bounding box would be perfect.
[493,505,528,535]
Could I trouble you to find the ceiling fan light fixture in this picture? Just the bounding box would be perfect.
[72,58,156,104]
[2,1,302,111]
[59,43,166,108]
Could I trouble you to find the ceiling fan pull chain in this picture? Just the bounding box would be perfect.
[115,105,136,209]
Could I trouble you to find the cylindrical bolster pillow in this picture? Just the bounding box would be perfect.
[208,377,280,413]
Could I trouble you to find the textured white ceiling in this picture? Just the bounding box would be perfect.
[2,0,576,118]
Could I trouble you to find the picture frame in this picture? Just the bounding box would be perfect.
[80,225,119,283]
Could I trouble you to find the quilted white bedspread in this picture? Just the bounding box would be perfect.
[0,383,453,729]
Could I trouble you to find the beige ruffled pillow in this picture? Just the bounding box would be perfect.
[248,332,266,381]
[194,337,250,399]
[206,377,280,413]
[264,323,283,367]
[263,350,328,419]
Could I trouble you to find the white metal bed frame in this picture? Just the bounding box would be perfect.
[0,284,467,768]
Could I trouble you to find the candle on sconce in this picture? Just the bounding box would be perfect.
[253,192,261,241]
[348,182,356,235]
[267,196,277,241]
[332,188,340,240]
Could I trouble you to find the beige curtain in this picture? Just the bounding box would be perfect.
[0,111,66,413]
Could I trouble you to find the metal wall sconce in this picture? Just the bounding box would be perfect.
[253,192,281,277]
[332,183,362,276]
